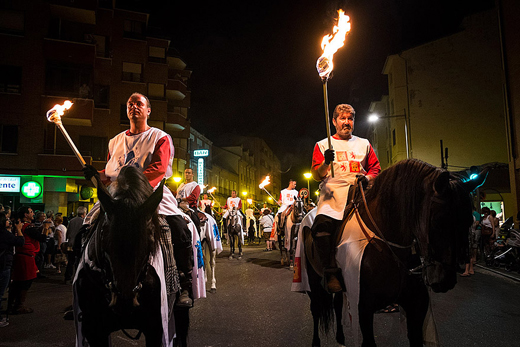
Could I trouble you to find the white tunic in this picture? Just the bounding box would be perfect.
[278,188,299,214]
[104,128,178,216]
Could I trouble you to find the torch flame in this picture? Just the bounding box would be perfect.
[46,100,73,122]
[316,10,351,80]
[259,175,271,189]
[247,198,253,204]
[208,187,217,194]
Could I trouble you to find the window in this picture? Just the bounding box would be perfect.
[123,19,145,40]
[79,136,107,161]
[120,104,129,125]
[149,46,166,63]
[197,139,202,147]
[0,9,24,35]
[0,65,21,94]
[93,85,109,108]
[148,83,165,100]
[392,129,396,146]
[46,62,91,96]
[122,62,142,83]
[0,125,18,153]
[92,35,109,58]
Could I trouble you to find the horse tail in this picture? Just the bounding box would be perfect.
[307,259,335,333]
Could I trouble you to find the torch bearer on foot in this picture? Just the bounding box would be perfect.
[46,101,98,188]
[316,9,351,178]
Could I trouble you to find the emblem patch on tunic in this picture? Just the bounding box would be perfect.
[336,151,347,162]
[349,161,361,172]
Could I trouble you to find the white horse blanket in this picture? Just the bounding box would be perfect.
[200,212,223,254]
[291,208,439,347]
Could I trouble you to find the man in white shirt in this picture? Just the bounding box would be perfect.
[310,104,381,293]
[275,179,298,234]
[222,190,245,233]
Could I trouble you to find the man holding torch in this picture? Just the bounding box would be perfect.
[310,104,381,293]
[82,92,194,308]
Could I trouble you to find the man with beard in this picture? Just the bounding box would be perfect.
[310,104,381,293]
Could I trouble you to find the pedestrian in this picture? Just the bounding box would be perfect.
[310,104,381,293]
[481,207,495,257]
[259,209,274,251]
[53,215,67,274]
[8,206,48,314]
[461,205,481,277]
[63,206,85,284]
[0,211,25,327]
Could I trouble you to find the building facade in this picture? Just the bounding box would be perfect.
[0,1,191,215]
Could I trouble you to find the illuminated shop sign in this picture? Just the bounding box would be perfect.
[194,149,209,157]
[198,158,204,187]
[21,181,42,199]
[0,176,21,192]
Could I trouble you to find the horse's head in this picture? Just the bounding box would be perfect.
[96,166,163,303]
[423,169,487,293]
[292,197,305,224]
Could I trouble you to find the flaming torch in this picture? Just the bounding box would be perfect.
[207,186,220,207]
[259,175,281,206]
[46,101,97,187]
[316,9,351,178]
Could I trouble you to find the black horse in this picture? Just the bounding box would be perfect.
[74,166,173,347]
[306,159,487,347]
[227,207,243,260]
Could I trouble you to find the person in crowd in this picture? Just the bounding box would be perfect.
[82,92,194,308]
[33,211,52,278]
[63,206,85,284]
[259,209,274,251]
[245,205,256,244]
[53,215,67,274]
[8,206,48,314]
[461,205,481,277]
[310,104,381,293]
[0,212,25,327]
[199,194,213,215]
[44,211,57,270]
[491,210,500,239]
[481,207,495,256]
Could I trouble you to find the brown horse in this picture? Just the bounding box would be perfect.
[305,159,487,347]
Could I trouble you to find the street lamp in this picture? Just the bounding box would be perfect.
[368,112,409,159]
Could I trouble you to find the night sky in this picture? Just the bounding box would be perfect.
[121,0,493,185]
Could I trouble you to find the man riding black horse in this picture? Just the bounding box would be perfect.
[310,104,381,293]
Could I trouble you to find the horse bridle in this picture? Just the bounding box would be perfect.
[354,177,447,277]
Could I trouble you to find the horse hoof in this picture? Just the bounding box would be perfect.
[238,256,242,260]
[228,255,234,260]
[210,288,216,294]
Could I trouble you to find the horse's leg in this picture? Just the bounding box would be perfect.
[334,293,345,346]
[174,308,190,347]
[210,250,217,292]
[229,234,235,259]
[358,306,377,347]
[238,231,243,259]
[399,276,429,347]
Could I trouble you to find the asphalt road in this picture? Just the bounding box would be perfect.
[1,243,519,347]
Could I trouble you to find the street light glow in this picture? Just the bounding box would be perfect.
[368,114,379,123]
[173,176,182,183]
[242,191,247,196]
[303,172,312,179]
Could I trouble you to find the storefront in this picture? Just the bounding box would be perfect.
[0,174,96,218]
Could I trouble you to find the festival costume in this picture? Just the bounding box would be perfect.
[199,199,213,213]
[311,134,380,293]
[177,181,201,210]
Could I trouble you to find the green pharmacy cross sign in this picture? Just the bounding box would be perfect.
[21,181,42,199]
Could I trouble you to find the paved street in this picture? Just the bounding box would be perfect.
[1,243,519,347]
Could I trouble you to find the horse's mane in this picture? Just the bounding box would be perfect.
[364,159,442,235]
[105,166,161,298]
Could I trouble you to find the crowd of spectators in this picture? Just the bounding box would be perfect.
[0,203,86,328]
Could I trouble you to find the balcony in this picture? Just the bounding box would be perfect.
[37,154,92,177]
[166,112,188,132]
[44,38,96,65]
[41,95,94,126]
[167,79,187,100]
[49,3,96,24]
